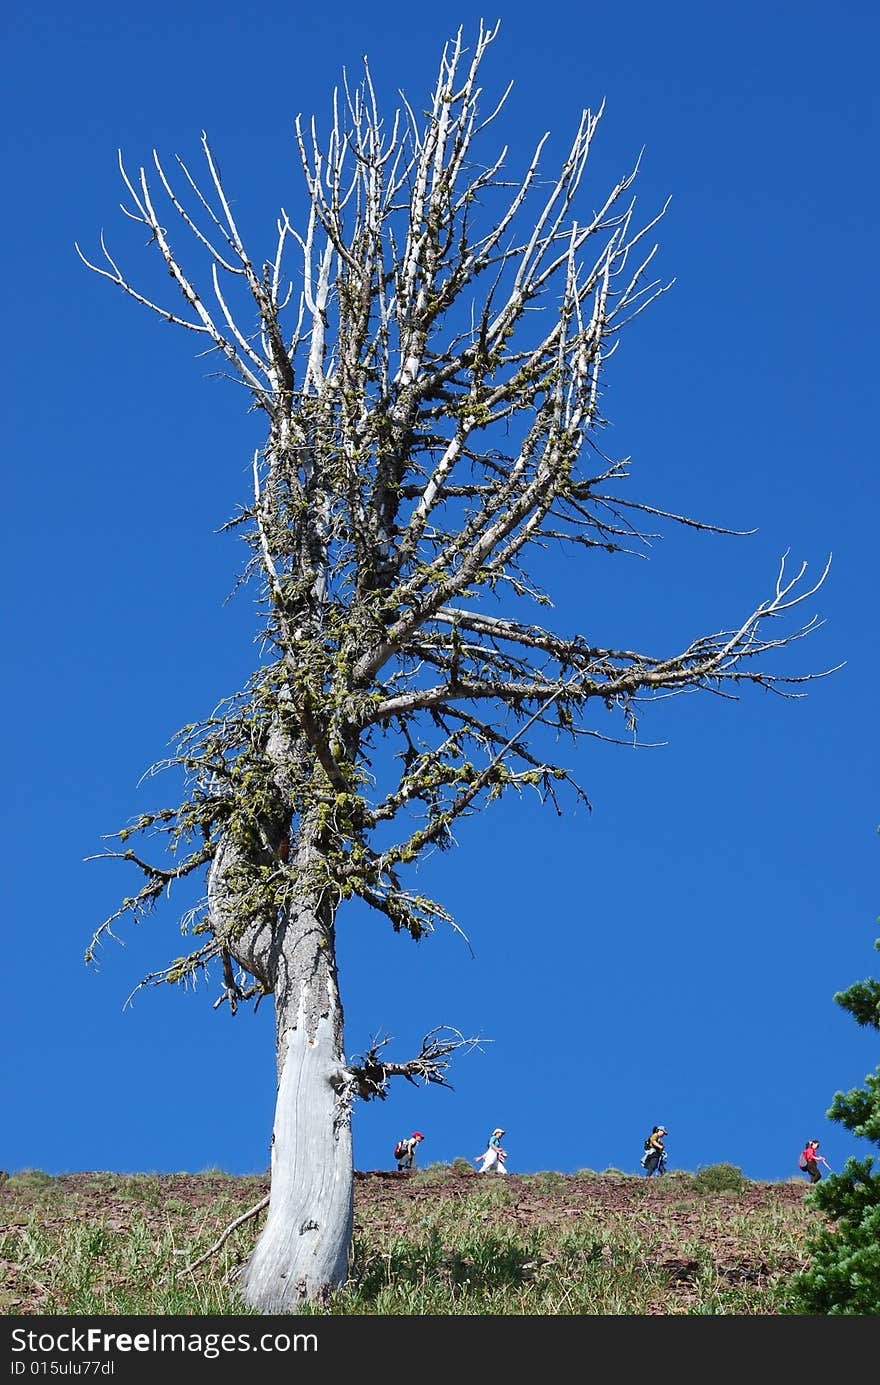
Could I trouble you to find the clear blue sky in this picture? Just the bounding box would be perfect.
[3,0,877,1185]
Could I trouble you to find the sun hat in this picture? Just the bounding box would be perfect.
[412,1131,425,1139]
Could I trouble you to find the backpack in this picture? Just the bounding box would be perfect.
[394,1139,408,1161]
[798,1152,809,1170]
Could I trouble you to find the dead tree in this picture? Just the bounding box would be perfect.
[79,22,833,1310]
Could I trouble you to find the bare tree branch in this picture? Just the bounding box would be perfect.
[342,1027,486,1102]
[167,1195,270,1281]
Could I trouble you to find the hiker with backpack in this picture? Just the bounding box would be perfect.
[641,1125,668,1177]
[798,1138,831,1184]
[394,1131,424,1171]
[474,1127,508,1174]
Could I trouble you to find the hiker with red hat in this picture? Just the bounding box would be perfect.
[395,1131,425,1171]
[474,1127,508,1174]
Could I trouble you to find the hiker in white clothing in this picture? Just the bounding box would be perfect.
[474,1127,508,1173]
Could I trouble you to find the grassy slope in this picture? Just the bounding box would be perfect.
[0,1164,823,1316]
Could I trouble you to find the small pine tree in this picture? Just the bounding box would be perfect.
[788,927,880,1314]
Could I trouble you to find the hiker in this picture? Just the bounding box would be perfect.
[798,1139,831,1184]
[474,1127,508,1174]
[641,1125,668,1177]
[395,1131,425,1171]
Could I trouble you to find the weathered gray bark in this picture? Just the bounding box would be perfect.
[209,812,354,1311]
[236,972,353,1310]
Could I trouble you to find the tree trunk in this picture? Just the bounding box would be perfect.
[226,834,354,1311]
[236,989,353,1311]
